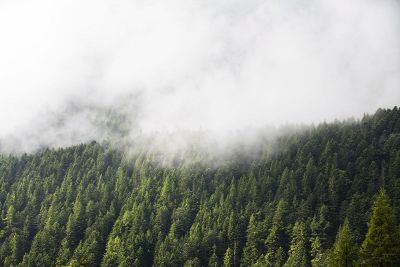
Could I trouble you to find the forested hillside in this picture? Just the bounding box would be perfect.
[1,107,400,266]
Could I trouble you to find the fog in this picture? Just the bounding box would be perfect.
[0,0,399,152]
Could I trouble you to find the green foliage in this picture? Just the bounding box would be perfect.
[358,189,400,266]
[0,107,399,266]
[284,221,308,267]
[242,215,263,266]
[208,246,219,267]
[329,219,358,267]
[223,247,233,267]
[310,236,325,267]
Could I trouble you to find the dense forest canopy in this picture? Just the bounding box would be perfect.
[1,107,400,266]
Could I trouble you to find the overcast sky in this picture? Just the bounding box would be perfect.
[0,0,399,150]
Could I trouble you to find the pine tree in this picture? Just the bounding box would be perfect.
[242,215,262,266]
[265,199,288,265]
[184,257,201,267]
[330,219,357,267]
[359,189,400,266]
[209,246,219,267]
[283,221,308,267]
[310,236,325,267]
[9,233,23,265]
[223,247,233,267]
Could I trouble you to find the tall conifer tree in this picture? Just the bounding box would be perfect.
[359,189,400,266]
[330,219,357,267]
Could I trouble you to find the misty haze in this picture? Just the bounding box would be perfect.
[0,0,399,266]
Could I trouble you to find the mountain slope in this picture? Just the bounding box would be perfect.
[1,107,400,266]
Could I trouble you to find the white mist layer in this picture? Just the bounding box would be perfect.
[0,0,399,151]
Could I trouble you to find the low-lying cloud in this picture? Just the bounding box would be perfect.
[0,0,399,152]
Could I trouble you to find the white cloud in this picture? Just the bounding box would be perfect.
[0,0,399,151]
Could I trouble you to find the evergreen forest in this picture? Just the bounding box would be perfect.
[1,107,400,266]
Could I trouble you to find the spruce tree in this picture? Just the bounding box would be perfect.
[283,221,308,267]
[330,219,357,267]
[209,246,219,267]
[359,189,400,266]
[223,247,233,267]
[242,215,261,266]
[310,236,324,267]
